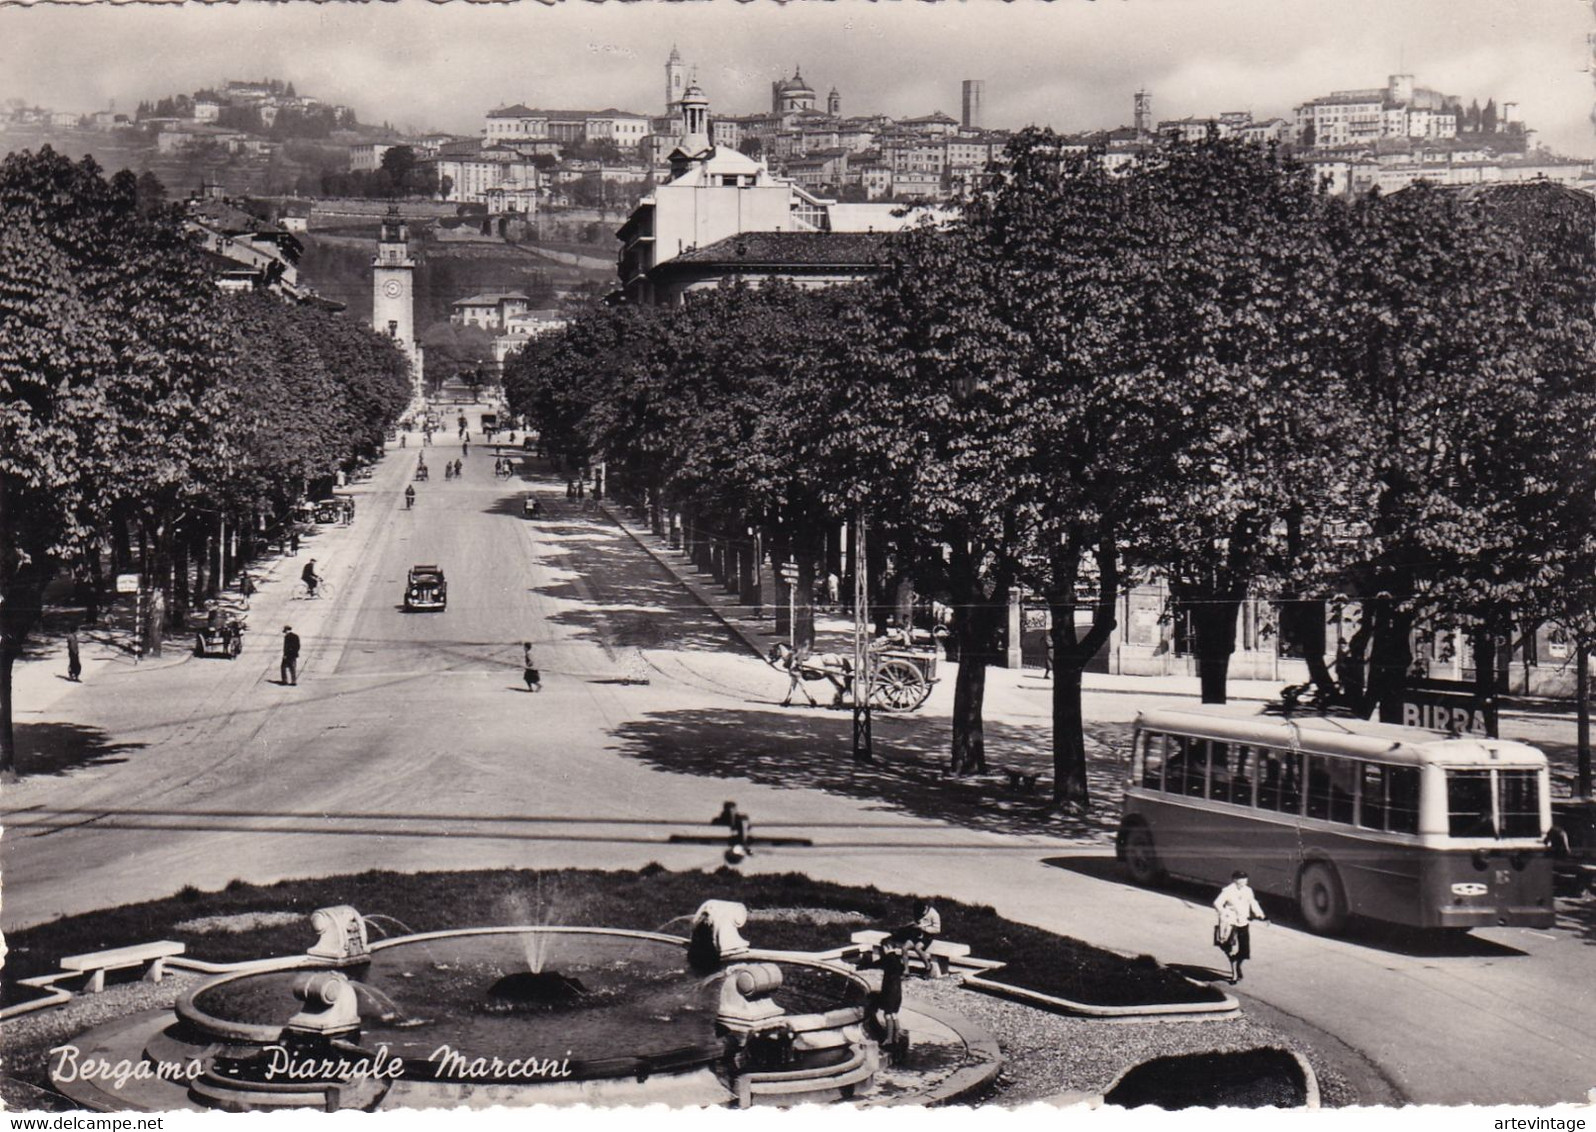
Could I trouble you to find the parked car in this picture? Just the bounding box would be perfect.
[404,564,447,612]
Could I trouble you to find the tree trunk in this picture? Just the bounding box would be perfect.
[1471,616,1498,708]
[0,644,18,783]
[793,553,816,652]
[1281,597,1334,696]
[1187,593,1242,704]
[950,642,989,776]
[0,566,50,781]
[1359,601,1415,719]
[1577,640,1591,800]
[1049,526,1119,810]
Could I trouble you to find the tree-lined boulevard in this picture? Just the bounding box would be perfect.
[3,421,1594,1104]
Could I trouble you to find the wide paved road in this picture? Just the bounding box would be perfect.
[4,419,1593,1106]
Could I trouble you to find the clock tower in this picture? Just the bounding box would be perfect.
[372,206,422,391]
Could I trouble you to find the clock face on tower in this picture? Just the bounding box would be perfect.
[382,279,403,299]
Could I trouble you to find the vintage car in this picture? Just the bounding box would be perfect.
[314,498,342,524]
[404,564,447,612]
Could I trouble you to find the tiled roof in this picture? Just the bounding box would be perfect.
[452,291,531,306]
[664,230,892,268]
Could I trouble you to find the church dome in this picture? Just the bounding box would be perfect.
[779,67,814,95]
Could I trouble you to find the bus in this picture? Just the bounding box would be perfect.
[1115,706,1555,934]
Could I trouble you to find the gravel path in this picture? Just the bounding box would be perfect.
[905,978,1357,1107]
[1,974,206,1108]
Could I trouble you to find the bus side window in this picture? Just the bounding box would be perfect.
[1166,736,1190,795]
[1358,763,1386,830]
[1279,751,1303,814]
[1257,749,1282,811]
[1140,733,1165,790]
[1386,766,1419,834]
[1206,741,1231,801]
[1188,739,1210,797]
[1329,757,1356,824]
[1306,755,1330,820]
[1230,745,1254,806]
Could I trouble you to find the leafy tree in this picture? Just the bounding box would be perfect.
[1112,139,1341,704]
[1315,183,1584,716]
[134,170,167,213]
[1481,99,1498,134]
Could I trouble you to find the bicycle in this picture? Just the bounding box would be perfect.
[292,579,336,601]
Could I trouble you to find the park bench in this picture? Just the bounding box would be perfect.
[1000,766,1040,793]
[847,929,974,977]
[59,941,185,993]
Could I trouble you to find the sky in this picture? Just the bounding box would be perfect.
[1,0,1592,157]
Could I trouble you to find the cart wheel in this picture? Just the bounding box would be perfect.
[871,659,926,711]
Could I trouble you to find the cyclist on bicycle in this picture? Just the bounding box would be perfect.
[302,559,321,598]
[404,485,416,510]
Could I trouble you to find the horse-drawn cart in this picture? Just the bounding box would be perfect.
[866,645,939,710]
[768,639,939,711]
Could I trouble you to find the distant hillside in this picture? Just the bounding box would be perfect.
[296,231,613,327]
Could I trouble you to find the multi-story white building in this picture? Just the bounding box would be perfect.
[618,136,924,304]
[432,143,543,208]
[483,104,649,150]
[1295,75,1458,149]
[348,142,395,172]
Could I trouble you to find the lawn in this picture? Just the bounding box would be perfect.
[1,866,1220,1008]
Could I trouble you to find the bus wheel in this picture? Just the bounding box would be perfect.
[1299,862,1348,934]
[1124,827,1165,886]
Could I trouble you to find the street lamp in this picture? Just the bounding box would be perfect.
[852,507,872,762]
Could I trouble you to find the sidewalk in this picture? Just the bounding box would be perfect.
[599,501,1279,708]
[10,459,400,733]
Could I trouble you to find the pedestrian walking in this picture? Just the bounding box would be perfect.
[462,438,470,457]
[66,627,83,682]
[1042,634,1054,679]
[1213,869,1268,984]
[522,642,541,692]
[289,529,300,556]
[281,625,301,686]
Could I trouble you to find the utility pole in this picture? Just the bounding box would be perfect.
[852,508,872,762]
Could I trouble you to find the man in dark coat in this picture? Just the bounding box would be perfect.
[281,626,301,686]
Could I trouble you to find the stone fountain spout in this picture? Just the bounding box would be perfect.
[307,905,371,967]
[688,899,750,971]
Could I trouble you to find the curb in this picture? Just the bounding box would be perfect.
[960,972,1239,1020]
[598,503,768,660]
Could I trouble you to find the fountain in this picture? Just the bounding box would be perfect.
[51,901,935,1110]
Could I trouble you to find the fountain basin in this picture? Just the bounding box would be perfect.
[174,927,867,1087]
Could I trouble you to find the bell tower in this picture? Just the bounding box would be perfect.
[372,205,422,391]
[665,45,687,118]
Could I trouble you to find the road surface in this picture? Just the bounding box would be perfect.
[4,420,1593,1106]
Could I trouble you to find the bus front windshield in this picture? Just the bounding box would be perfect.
[1445,768,1543,839]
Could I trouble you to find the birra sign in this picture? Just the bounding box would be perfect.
[1379,678,1497,738]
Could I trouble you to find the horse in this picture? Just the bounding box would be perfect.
[767,642,853,708]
